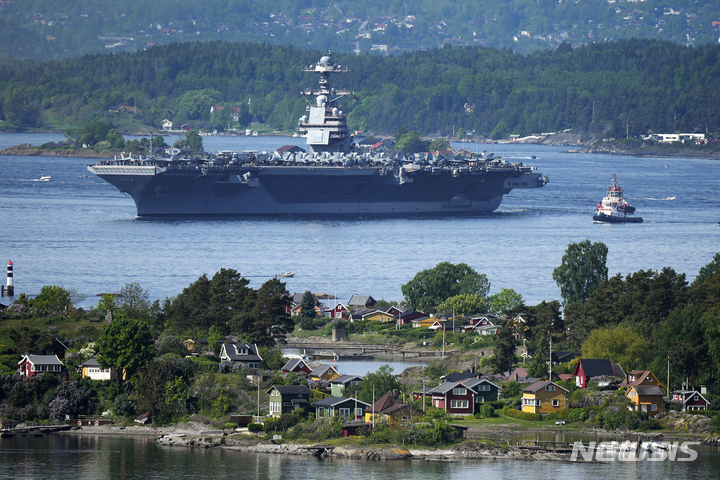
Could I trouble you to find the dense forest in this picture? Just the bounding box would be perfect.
[2,0,719,59]
[1,40,720,139]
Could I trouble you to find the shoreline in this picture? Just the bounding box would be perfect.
[55,422,716,463]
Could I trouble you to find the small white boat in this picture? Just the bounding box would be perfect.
[39,175,52,181]
[276,272,295,278]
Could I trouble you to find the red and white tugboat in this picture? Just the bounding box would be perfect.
[593,174,643,223]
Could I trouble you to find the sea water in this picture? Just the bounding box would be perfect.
[0,133,718,309]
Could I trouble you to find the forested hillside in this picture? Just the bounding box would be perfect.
[2,0,719,59]
[2,40,720,138]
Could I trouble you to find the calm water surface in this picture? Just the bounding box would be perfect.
[0,433,718,480]
[0,133,718,309]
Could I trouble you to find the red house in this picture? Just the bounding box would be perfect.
[17,354,65,378]
[428,378,501,415]
[281,357,312,374]
[324,302,350,320]
[672,390,709,411]
[573,358,625,389]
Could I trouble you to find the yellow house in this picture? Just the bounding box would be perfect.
[364,390,417,428]
[362,310,395,322]
[521,380,568,414]
[310,364,341,382]
[412,317,436,328]
[291,304,322,317]
[627,385,665,417]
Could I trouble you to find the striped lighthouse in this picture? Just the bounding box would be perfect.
[6,261,13,297]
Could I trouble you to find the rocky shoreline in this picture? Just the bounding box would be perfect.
[57,421,718,463]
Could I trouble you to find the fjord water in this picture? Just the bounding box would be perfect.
[0,133,718,308]
[1,434,719,479]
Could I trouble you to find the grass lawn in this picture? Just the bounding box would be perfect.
[448,413,577,430]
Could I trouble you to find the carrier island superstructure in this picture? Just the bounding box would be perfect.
[88,51,548,217]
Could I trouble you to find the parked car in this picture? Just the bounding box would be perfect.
[555,420,566,425]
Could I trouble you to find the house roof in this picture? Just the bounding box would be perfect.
[330,374,363,384]
[462,378,502,391]
[281,358,310,372]
[348,294,375,306]
[441,372,480,383]
[80,358,101,367]
[310,364,339,377]
[522,380,568,393]
[313,396,370,408]
[428,382,458,395]
[672,390,709,404]
[221,343,262,363]
[367,390,407,414]
[576,359,624,377]
[18,354,64,366]
[268,385,312,395]
[618,370,661,388]
[506,367,528,381]
[632,385,665,396]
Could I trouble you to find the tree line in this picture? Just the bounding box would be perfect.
[2,40,720,139]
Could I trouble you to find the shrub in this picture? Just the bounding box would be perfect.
[248,422,264,432]
[479,404,495,418]
[504,408,541,421]
[222,422,237,430]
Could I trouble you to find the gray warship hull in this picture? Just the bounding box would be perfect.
[88,163,546,217]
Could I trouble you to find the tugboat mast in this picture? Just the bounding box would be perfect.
[298,50,354,153]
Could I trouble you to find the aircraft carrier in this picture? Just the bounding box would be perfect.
[88,51,548,217]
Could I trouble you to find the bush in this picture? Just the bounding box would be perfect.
[222,421,237,430]
[248,422,264,432]
[478,404,495,418]
[504,408,541,421]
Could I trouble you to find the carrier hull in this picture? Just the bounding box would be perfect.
[89,164,545,217]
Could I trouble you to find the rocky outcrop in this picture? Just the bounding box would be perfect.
[0,144,114,158]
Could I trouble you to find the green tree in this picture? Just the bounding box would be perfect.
[402,262,490,314]
[396,131,430,153]
[429,137,452,151]
[435,294,487,317]
[116,282,151,319]
[298,290,318,326]
[491,322,517,375]
[489,288,524,315]
[31,285,73,313]
[246,278,293,347]
[7,326,53,355]
[352,364,401,404]
[552,240,608,307]
[185,129,203,154]
[581,325,651,372]
[96,316,155,382]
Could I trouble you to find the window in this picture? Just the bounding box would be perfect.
[651,404,657,411]
[628,391,636,398]
[338,408,350,417]
[335,312,342,318]
[450,400,469,409]
[545,385,555,392]
[355,407,363,417]
[452,387,467,396]
[552,399,560,407]
[478,384,490,391]
[694,395,699,401]
[270,402,281,413]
